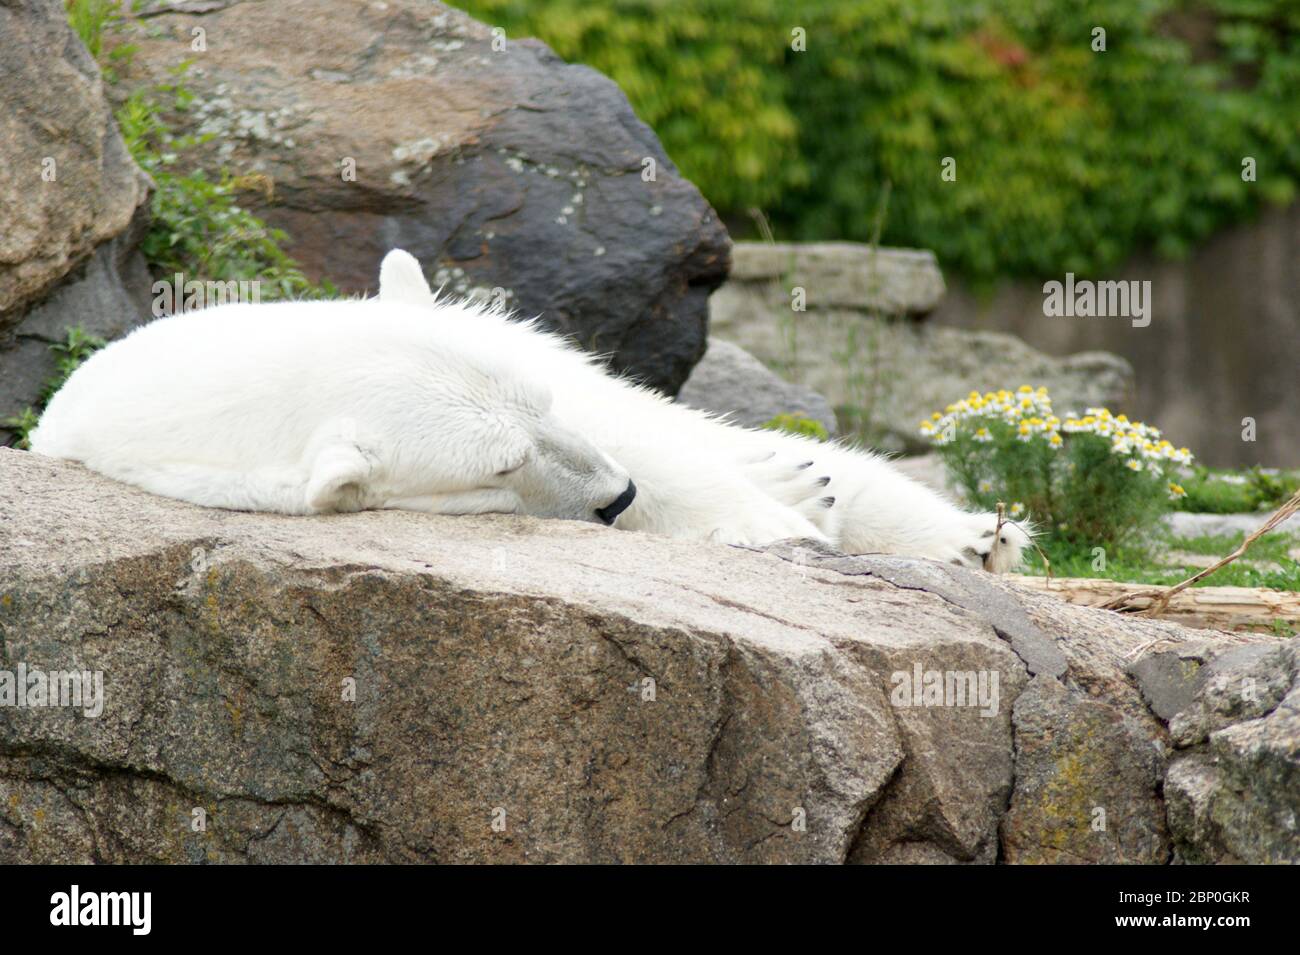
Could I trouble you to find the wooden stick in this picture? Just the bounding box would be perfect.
[1100,488,1300,618]
[1011,575,1300,633]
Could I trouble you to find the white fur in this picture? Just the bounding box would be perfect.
[31,250,1030,571]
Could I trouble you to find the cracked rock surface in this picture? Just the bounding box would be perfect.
[0,450,1294,863]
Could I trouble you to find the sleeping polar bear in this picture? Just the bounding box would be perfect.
[30,250,1029,571]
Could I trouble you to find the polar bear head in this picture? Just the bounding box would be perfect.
[436,376,637,526]
[373,252,636,525]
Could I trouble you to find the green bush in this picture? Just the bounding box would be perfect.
[459,0,1300,283]
[762,412,830,441]
[921,385,1193,548]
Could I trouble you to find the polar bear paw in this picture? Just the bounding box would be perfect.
[740,449,837,521]
[707,495,830,548]
[948,513,1033,574]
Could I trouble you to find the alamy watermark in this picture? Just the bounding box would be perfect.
[0,663,104,718]
[890,662,1000,717]
[50,885,150,935]
[152,273,262,317]
[1043,272,1151,328]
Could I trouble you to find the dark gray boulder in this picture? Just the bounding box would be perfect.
[119,0,731,394]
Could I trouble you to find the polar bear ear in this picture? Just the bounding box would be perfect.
[378,249,436,306]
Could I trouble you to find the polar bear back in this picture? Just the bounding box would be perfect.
[30,299,541,472]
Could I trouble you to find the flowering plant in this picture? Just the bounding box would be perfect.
[920,385,1193,546]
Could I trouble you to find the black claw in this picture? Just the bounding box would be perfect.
[820,496,835,508]
[816,475,831,487]
[796,460,813,470]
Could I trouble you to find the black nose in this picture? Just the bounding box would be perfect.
[596,480,636,526]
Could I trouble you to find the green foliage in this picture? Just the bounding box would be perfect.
[65,0,138,80]
[116,78,335,301]
[2,408,40,450]
[3,328,106,449]
[923,386,1190,549]
[458,0,800,213]
[62,3,331,299]
[1018,531,1300,593]
[43,327,107,404]
[459,0,1300,282]
[1178,466,1300,513]
[65,0,122,59]
[762,413,830,441]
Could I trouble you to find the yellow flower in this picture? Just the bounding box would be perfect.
[1018,385,1033,394]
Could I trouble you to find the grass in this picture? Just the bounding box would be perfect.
[1018,530,1300,593]
[66,0,122,59]
[1178,466,1300,514]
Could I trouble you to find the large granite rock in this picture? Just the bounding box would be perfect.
[677,338,838,435]
[0,0,152,438]
[1131,642,1300,863]
[116,0,730,395]
[711,242,1134,452]
[2,448,1294,864]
